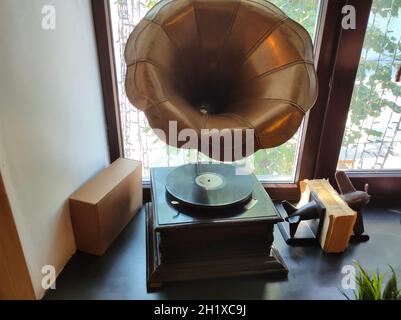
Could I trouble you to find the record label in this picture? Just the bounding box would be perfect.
[195,173,225,190]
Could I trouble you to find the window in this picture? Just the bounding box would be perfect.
[338,0,401,171]
[109,0,322,180]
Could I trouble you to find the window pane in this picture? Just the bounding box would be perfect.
[109,0,321,180]
[338,0,401,171]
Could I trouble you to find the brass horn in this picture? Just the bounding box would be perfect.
[125,0,318,160]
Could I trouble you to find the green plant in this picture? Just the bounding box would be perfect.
[342,261,401,300]
[144,0,158,9]
[339,0,401,170]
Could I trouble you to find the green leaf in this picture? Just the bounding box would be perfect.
[383,265,400,300]
[339,289,352,300]
[349,261,401,300]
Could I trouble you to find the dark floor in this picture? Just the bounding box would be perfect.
[45,203,401,300]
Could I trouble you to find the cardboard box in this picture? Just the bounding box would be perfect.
[69,158,142,255]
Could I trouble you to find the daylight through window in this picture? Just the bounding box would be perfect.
[109,0,322,180]
[338,0,401,171]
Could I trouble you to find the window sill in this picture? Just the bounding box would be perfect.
[345,170,401,178]
[344,171,401,200]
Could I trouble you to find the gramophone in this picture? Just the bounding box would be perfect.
[125,0,318,290]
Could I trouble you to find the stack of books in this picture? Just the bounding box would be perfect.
[299,179,357,253]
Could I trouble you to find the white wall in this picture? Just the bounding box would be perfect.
[0,0,110,298]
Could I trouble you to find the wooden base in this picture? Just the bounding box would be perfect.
[146,203,288,291]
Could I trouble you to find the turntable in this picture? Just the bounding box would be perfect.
[124,0,318,291]
[146,163,288,290]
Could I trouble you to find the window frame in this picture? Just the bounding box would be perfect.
[92,0,124,162]
[92,0,401,201]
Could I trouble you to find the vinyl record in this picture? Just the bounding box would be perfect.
[165,163,253,209]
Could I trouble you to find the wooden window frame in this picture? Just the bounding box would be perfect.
[92,0,123,162]
[92,0,401,202]
[310,0,401,200]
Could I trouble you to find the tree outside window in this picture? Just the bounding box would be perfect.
[338,0,401,171]
[109,0,321,179]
